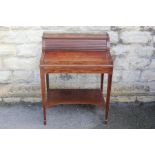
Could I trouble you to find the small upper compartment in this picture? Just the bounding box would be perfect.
[42,33,109,52]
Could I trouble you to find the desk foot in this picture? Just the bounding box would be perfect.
[44,120,46,126]
[104,120,108,124]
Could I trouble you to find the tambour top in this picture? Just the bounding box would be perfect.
[42,33,109,40]
[42,33,109,52]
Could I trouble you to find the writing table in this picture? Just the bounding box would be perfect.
[40,33,113,125]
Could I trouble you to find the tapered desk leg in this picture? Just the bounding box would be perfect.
[46,74,49,91]
[97,74,104,108]
[100,74,104,92]
[105,73,112,124]
[40,67,47,125]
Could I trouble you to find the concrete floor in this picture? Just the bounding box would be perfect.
[0,102,154,129]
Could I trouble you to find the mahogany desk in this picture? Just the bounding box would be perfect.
[40,33,113,125]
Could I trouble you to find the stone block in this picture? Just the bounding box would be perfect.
[148,82,155,92]
[0,71,12,83]
[11,26,42,30]
[141,26,155,31]
[111,44,129,56]
[129,45,154,57]
[111,26,141,31]
[137,96,155,102]
[0,84,12,97]
[0,44,16,56]
[0,26,10,30]
[1,30,43,44]
[112,44,154,58]
[21,97,41,103]
[111,83,149,95]
[16,43,41,57]
[108,31,119,43]
[153,36,155,43]
[3,57,38,70]
[41,26,111,32]
[33,70,41,84]
[77,26,111,32]
[6,84,41,97]
[12,71,34,83]
[120,31,152,44]
[112,70,122,82]
[114,56,129,69]
[0,30,9,40]
[111,96,136,103]
[149,59,155,69]
[3,97,21,103]
[141,70,155,81]
[129,57,151,70]
[0,58,3,69]
[122,70,141,82]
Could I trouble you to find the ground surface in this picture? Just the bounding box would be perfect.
[0,102,154,129]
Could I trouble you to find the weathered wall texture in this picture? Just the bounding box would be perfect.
[0,26,155,103]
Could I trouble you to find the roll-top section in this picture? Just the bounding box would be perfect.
[42,33,109,51]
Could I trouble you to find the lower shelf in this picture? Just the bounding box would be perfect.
[46,89,105,108]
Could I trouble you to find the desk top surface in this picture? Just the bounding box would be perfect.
[41,51,113,67]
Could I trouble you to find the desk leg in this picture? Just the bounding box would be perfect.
[100,74,104,92]
[46,74,49,91]
[40,67,46,125]
[97,74,104,108]
[105,74,112,124]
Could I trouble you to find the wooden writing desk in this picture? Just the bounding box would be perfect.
[40,33,113,125]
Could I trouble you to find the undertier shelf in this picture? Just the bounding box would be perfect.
[46,89,105,108]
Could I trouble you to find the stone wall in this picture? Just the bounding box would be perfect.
[0,26,155,103]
